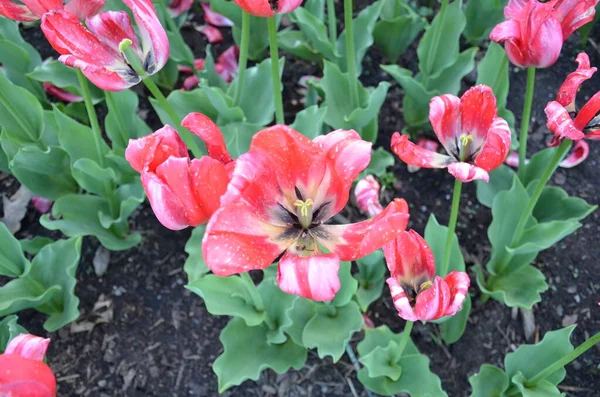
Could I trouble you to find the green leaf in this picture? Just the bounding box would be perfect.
[331,261,358,307]
[381,65,433,127]
[424,214,466,274]
[291,105,327,139]
[278,30,323,62]
[186,274,265,326]
[258,278,296,344]
[302,301,363,361]
[511,373,563,397]
[476,43,510,110]
[468,364,509,397]
[213,317,307,392]
[476,165,516,208]
[464,0,508,45]
[440,295,471,344]
[167,31,194,64]
[19,237,54,256]
[0,71,44,146]
[105,90,151,155]
[220,121,260,158]
[354,251,386,312]
[183,225,210,282]
[28,60,104,103]
[281,297,317,346]
[150,89,218,126]
[505,326,575,386]
[358,325,419,357]
[199,45,227,90]
[54,107,110,166]
[521,147,557,188]
[291,7,338,60]
[0,222,28,277]
[360,341,404,381]
[374,0,426,61]
[203,86,245,123]
[72,158,117,196]
[0,315,27,353]
[426,47,477,94]
[475,264,548,309]
[508,220,580,256]
[533,186,596,223]
[363,148,395,177]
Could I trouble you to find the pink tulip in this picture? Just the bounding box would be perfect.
[0,0,104,21]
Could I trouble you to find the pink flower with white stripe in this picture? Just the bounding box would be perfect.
[203,127,410,301]
[354,175,383,217]
[545,53,600,146]
[392,85,512,183]
[0,0,104,22]
[41,0,169,92]
[384,230,470,322]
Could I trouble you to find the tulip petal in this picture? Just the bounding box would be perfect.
[216,45,239,82]
[575,91,600,131]
[201,2,234,27]
[429,94,462,155]
[43,82,83,102]
[233,0,274,17]
[199,24,223,43]
[544,101,585,142]
[189,156,230,220]
[276,0,304,14]
[125,125,188,173]
[553,0,600,38]
[447,162,490,183]
[0,0,38,21]
[181,113,232,164]
[443,270,470,317]
[556,53,597,108]
[391,132,453,169]
[86,10,141,57]
[559,140,589,168]
[490,19,520,42]
[505,151,521,168]
[386,277,419,322]
[141,171,189,230]
[382,230,436,285]
[354,175,383,217]
[474,117,512,172]
[22,0,62,16]
[0,355,56,397]
[318,198,410,261]
[4,334,50,361]
[167,0,193,17]
[413,276,452,321]
[65,0,105,19]
[460,85,498,145]
[182,75,199,90]
[277,250,341,301]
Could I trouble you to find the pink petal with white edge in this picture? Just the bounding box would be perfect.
[201,2,233,27]
[429,94,462,155]
[505,151,521,168]
[553,0,600,38]
[386,277,419,321]
[65,0,105,20]
[382,230,436,285]
[58,54,133,91]
[391,133,453,169]
[559,140,589,168]
[125,124,187,173]
[0,0,39,21]
[447,162,489,183]
[199,25,223,43]
[544,101,585,142]
[556,53,597,108]
[141,171,189,230]
[277,250,341,301]
[22,0,62,16]
[86,11,141,57]
[460,85,498,145]
[5,334,50,361]
[474,117,512,172]
[490,19,520,42]
[443,270,470,317]
[354,176,383,217]
[413,276,452,321]
[182,113,233,165]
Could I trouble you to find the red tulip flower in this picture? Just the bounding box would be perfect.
[0,334,56,397]
[233,0,303,17]
[354,175,384,217]
[391,85,511,183]
[41,0,169,92]
[0,0,104,21]
[545,53,600,146]
[125,113,234,230]
[384,230,470,322]
[203,127,410,302]
[490,0,599,68]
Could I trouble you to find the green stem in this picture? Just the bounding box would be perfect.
[267,17,284,124]
[142,77,204,158]
[234,10,251,106]
[497,139,572,274]
[344,0,359,108]
[526,332,600,387]
[76,70,105,167]
[241,272,265,313]
[518,67,536,180]
[440,179,462,277]
[327,0,337,45]
[397,321,414,357]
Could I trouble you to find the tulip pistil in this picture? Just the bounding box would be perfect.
[119,38,146,76]
[458,133,474,162]
[294,199,314,229]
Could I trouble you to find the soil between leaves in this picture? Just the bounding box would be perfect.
[2,3,599,396]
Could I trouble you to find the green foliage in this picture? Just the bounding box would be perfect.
[183,225,210,282]
[362,148,395,178]
[0,315,28,353]
[29,60,104,103]
[464,0,508,45]
[374,0,426,62]
[469,327,575,397]
[354,251,386,312]
[291,105,327,139]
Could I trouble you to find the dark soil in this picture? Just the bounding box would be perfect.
[2,2,600,396]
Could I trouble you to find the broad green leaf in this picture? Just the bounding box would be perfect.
[186,274,265,326]
[282,297,317,346]
[0,142,8,172]
[183,225,210,282]
[381,65,433,127]
[354,251,386,312]
[374,0,426,61]
[475,264,548,309]
[464,0,508,45]
[351,81,391,139]
[150,89,218,126]
[98,182,144,232]
[520,147,558,187]
[511,373,563,397]
[508,220,580,256]
[424,214,465,274]
[303,0,325,18]
[533,186,596,223]
[291,105,327,139]
[291,7,338,60]
[0,40,43,98]
[426,47,477,94]
[258,278,296,344]
[302,301,363,361]
[0,222,28,277]
[476,165,516,208]
[360,341,404,381]
[363,148,395,178]
[0,71,44,146]
[331,261,358,307]
[28,60,104,103]
[358,325,419,358]
[167,31,194,64]
[19,237,54,256]
[54,107,110,165]
[213,317,307,392]
[220,122,260,158]
[278,30,323,62]
[468,364,509,397]
[439,295,471,344]
[72,158,117,196]
[505,326,575,386]
[104,90,151,155]
[203,86,245,123]
[476,43,510,110]
[0,315,27,353]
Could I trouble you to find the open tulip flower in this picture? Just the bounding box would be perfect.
[384,230,470,322]
[0,0,104,21]
[203,127,410,301]
[41,0,169,91]
[233,0,303,17]
[545,53,600,146]
[0,334,56,396]
[391,85,511,183]
[490,0,599,68]
[126,113,234,230]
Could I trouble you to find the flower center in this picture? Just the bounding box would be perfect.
[458,133,474,162]
[294,199,314,229]
[119,38,145,76]
[403,278,434,304]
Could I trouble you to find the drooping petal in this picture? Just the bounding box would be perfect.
[386,277,419,322]
[79,63,135,91]
[575,91,600,131]
[354,175,383,217]
[544,100,585,142]
[0,0,38,21]
[125,125,188,173]
[490,19,520,42]
[85,10,141,57]
[413,276,452,321]
[0,355,56,397]
[201,2,234,27]
[318,198,410,261]
[429,94,462,156]
[216,45,239,82]
[182,75,200,90]
[559,140,589,168]
[203,201,298,276]
[555,53,597,108]
[4,334,50,361]
[552,0,600,39]
[31,196,53,214]
[199,24,223,43]
[391,132,453,169]
[474,117,512,172]
[168,0,193,17]
[65,0,105,19]
[382,230,436,286]
[460,85,498,145]
[141,171,190,231]
[277,250,341,301]
[442,270,470,317]
[43,82,83,102]
[22,0,62,16]
[447,162,490,183]
[181,113,233,164]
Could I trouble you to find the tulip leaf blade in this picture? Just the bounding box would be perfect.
[373,0,426,62]
[104,89,151,156]
[290,6,339,60]
[476,164,515,208]
[258,277,297,344]
[0,222,29,278]
[359,341,403,381]
[183,225,210,282]
[291,105,327,139]
[468,364,509,397]
[439,295,472,344]
[354,250,386,312]
[0,315,27,353]
[0,71,44,146]
[213,317,307,393]
[281,297,317,347]
[512,373,563,397]
[278,29,323,62]
[532,185,597,223]
[331,261,358,307]
[463,0,508,45]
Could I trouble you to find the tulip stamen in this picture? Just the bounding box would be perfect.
[294,199,314,228]
[458,134,474,162]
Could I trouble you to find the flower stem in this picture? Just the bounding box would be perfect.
[526,331,600,387]
[142,77,204,158]
[327,0,337,45]
[397,321,414,357]
[518,67,536,180]
[344,0,359,108]
[440,179,462,277]
[241,272,265,312]
[267,17,284,124]
[497,138,572,274]
[233,10,250,106]
[76,70,105,167]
